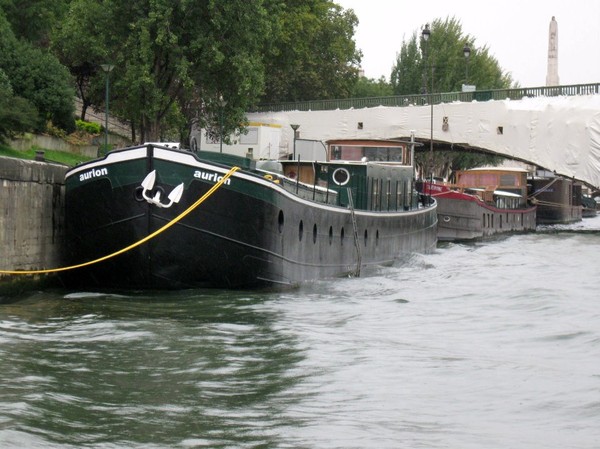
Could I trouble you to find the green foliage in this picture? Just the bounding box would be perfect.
[51,0,109,121]
[9,41,76,132]
[5,0,361,142]
[261,1,361,103]
[391,17,514,96]
[390,33,424,95]
[448,151,504,172]
[0,0,69,46]
[3,1,522,154]
[0,144,93,166]
[0,69,39,143]
[55,0,278,142]
[45,121,67,139]
[415,150,505,179]
[0,90,39,143]
[0,8,75,134]
[351,76,393,98]
[75,120,101,134]
[390,17,515,176]
[97,143,113,157]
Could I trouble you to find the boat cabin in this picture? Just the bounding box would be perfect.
[277,139,419,211]
[454,167,530,208]
[327,140,411,163]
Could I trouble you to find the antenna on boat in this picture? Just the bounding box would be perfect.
[409,131,416,170]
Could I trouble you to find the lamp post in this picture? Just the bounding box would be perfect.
[421,25,434,184]
[463,43,471,84]
[421,25,433,183]
[290,124,300,159]
[429,65,434,185]
[421,24,430,95]
[100,64,114,153]
[218,94,227,153]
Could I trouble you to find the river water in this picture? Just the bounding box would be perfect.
[1,216,600,449]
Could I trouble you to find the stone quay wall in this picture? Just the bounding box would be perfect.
[0,157,67,278]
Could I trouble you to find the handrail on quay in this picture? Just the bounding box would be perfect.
[252,83,600,113]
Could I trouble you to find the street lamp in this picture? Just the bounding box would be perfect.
[421,25,434,184]
[421,24,430,95]
[100,64,114,154]
[218,94,227,153]
[463,43,471,83]
[290,124,300,159]
[429,65,434,185]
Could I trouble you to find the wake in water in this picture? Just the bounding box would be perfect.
[536,213,600,233]
[1,229,600,449]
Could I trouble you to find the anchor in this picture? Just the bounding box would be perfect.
[140,170,184,208]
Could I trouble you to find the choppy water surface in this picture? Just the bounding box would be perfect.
[1,217,600,448]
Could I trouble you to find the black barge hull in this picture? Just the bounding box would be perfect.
[64,145,437,289]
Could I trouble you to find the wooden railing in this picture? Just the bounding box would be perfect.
[252,83,600,113]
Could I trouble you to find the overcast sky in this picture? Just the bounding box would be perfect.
[335,0,600,87]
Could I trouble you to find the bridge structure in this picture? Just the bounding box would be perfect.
[247,83,600,190]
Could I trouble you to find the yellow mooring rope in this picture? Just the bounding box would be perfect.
[0,166,240,275]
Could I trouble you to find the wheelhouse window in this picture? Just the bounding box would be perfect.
[329,144,405,162]
[364,147,403,162]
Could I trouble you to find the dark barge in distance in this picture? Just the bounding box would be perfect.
[62,139,437,289]
[529,173,583,224]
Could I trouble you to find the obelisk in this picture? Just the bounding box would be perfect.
[546,16,559,86]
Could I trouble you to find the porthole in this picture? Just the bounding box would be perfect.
[443,216,451,223]
[135,186,164,202]
[313,223,318,244]
[278,210,284,233]
[328,226,333,245]
[134,186,145,202]
[332,168,351,186]
[299,220,304,241]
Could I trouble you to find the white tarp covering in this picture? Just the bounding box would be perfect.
[247,95,600,189]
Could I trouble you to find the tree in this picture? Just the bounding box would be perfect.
[0,0,69,46]
[175,0,272,143]
[351,75,393,98]
[261,0,362,103]
[0,69,39,143]
[6,40,76,132]
[51,0,110,121]
[391,17,514,96]
[55,0,274,143]
[390,34,424,96]
[390,17,513,174]
[50,0,362,142]
[0,8,75,133]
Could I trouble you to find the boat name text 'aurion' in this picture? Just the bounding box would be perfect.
[194,170,232,185]
[79,167,108,182]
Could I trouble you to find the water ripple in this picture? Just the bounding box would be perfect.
[1,232,600,448]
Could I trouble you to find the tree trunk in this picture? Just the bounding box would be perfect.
[147,120,160,142]
[139,115,160,142]
[80,100,89,121]
[130,119,136,144]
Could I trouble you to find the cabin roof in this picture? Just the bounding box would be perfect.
[459,167,529,173]
[326,139,408,147]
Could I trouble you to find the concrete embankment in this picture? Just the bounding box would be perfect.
[0,157,67,297]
